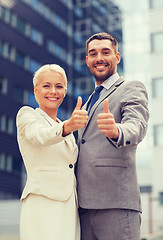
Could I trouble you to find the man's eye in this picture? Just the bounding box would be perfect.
[90,52,96,56]
[56,85,64,88]
[43,85,50,88]
[103,52,109,55]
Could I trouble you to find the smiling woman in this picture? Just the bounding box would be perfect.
[16,64,88,240]
[34,70,67,121]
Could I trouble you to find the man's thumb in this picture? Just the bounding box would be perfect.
[75,96,82,110]
[103,99,110,113]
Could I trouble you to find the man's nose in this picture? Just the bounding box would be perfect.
[96,53,103,61]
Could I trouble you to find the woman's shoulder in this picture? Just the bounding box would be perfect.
[17,106,35,115]
[16,106,37,121]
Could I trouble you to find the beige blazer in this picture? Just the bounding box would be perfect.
[16,106,78,202]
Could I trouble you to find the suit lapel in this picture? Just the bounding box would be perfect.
[35,108,76,153]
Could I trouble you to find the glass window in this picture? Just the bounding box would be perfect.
[6,118,14,134]
[152,77,163,98]
[74,7,83,18]
[16,17,26,34]
[30,27,43,45]
[28,92,38,108]
[31,0,40,11]
[15,50,25,67]
[0,153,5,170]
[0,77,7,94]
[0,115,6,132]
[29,59,41,73]
[150,0,163,8]
[14,86,24,103]
[0,40,7,57]
[0,6,9,22]
[6,155,12,172]
[77,19,90,35]
[151,32,163,53]
[159,192,163,205]
[154,124,163,146]
[76,0,90,7]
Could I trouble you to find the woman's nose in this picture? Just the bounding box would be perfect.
[50,86,56,93]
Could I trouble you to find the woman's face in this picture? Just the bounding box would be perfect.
[34,70,67,113]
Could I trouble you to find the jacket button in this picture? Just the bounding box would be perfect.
[81,139,85,144]
[69,164,73,169]
[126,141,130,145]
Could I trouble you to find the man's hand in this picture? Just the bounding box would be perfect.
[63,96,88,136]
[97,99,119,139]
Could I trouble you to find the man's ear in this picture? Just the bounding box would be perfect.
[116,52,121,64]
[86,56,89,67]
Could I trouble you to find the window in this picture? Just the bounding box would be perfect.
[16,17,26,34]
[20,0,68,35]
[76,77,93,94]
[0,114,16,136]
[0,114,6,132]
[152,77,163,98]
[30,27,43,45]
[29,59,41,73]
[0,6,9,22]
[159,192,163,205]
[14,85,38,106]
[15,50,25,67]
[0,77,7,94]
[76,0,91,7]
[150,0,163,8]
[151,32,163,53]
[0,153,5,170]
[31,0,40,11]
[154,124,163,146]
[0,40,7,57]
[76,19,90,35]
[6,117,14,135]
[47,40,67,62]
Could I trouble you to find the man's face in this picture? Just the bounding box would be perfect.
[86,39,120,83]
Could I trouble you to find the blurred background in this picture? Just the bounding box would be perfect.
[0,0,163,239]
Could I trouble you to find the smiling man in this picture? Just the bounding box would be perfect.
[76,33,149,240]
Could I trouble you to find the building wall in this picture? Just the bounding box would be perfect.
[116,0,163,235]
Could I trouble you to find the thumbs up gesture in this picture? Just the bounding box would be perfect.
[97,99,119,139]
[63,96,88,136]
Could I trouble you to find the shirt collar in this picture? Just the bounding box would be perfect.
[95,73,120,90]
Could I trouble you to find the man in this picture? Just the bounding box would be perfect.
[76,32,149,240]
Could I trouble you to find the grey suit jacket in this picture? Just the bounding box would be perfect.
[76,77,149,212]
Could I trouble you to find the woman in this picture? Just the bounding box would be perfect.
[16,64,88,240]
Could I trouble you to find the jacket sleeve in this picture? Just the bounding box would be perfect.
[16,106,66,146]
[108,81,149,148]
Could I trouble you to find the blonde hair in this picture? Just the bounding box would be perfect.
[33,64,67,89]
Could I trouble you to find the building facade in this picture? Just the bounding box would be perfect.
[0,0,122,198]
[115,0,163,235]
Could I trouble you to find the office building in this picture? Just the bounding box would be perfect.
[0,0,122,199]
[115,0,163,234]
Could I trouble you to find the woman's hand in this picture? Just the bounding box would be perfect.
[62,97,88,136]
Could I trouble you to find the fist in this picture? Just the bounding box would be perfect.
[63,96,88,136]
[97,99,119,139]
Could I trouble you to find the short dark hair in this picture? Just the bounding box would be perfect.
[86,32,118,54]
